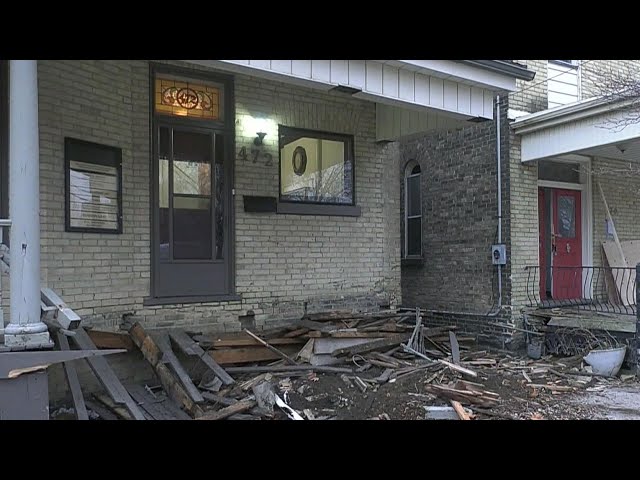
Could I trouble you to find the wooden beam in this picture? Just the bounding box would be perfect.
[169,330,235,385]
[244,329,298,365]
[56,331,89,421]
[128,323,203,418]
[224,365,353,374]
[70,328,146,420]
[86,329,135,351]
[450,400,471,420]
[330,334,410,357]
[154,333,204,404]
[210,346,300,365]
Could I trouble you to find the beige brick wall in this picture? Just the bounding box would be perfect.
[509,60,548,114]
[1,60,401,333]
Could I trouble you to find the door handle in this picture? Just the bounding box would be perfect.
[566,243,571,253]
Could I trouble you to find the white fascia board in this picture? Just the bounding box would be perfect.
[397,60,517,91]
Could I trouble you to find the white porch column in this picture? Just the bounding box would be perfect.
[4,60,51,348]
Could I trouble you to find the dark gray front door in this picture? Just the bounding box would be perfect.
[154,124,230,297]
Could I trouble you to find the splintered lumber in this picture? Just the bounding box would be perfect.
[169,330,234,385]
[224,365,353,374]
[94,393,136,420]
[244,329,298,365]
[196,399,257,420]
[284,328,309,338]
[201,392,238,407]
[331,334,410,357]
[450,400,471,420]
[425,385,499,407]
[56,332,89,421]
[128,322,203,418]
[70,328,146,421]
[438,359,478,378]
[154,333,204,404]
[86,329,135,351]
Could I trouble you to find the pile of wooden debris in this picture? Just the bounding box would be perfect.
[51,308,632,420]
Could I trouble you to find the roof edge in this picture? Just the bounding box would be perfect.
[461,60,536,81]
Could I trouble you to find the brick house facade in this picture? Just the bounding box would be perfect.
[399,60,640,345]
[1,60,531,349]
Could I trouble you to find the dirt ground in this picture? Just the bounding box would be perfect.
[271,355,636,420]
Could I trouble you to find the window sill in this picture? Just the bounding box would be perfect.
[401,257,424,267]
[277,202,361,217]
[143,293,242,306]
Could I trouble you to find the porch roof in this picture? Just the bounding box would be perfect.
[183,60,534,141]
[512,96,640,162]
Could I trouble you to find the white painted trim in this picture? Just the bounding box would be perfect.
[537,180,584,191]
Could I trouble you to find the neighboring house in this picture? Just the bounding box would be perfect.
[399,60,640,346]
[0,60,532,350]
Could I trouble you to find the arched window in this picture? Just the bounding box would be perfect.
[404,161,422,258]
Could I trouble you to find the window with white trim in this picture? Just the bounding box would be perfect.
[548,60,581,108]
[404,161,422,258]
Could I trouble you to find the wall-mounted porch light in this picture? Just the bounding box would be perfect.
[254,131,267,146]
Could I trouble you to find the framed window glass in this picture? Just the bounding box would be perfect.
[65,138,123,233]
[279,126,354,205]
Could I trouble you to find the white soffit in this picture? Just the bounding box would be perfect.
[184,60,499,121]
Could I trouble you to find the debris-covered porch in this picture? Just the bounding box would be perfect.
[41,308,639,421]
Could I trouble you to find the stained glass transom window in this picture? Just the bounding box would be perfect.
[154,77,221,120]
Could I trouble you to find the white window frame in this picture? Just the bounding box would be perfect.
[404,161,422,259]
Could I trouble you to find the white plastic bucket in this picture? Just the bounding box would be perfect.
[583,346,627,377]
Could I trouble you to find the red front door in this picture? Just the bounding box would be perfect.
[551,189,582,300]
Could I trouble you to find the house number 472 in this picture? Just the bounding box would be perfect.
[237,146,273,166]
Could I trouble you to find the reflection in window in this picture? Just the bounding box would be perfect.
[279,127,354,204]
[405,162,422,257]
[558,195,576,238]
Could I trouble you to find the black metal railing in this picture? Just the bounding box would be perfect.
[524,265,637,316]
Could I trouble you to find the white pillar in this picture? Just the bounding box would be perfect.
[4,60,51,348]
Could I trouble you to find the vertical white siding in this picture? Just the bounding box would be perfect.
[548,61,580,108]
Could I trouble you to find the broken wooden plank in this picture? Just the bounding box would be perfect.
[209,346,300,365]
[194,336,305,348]
[296,338,315,363]
[70,328,146,420]
[314,337,381,355]
[201,392,238,406]
[438,359,478,378]
[56,331,89,421]
[284,328,309,338]
[154,333,204,404]
[224,365,353,374]
[450,400,471,420]
[196,399,257,420]
[85,329,135,351]
[331,334,410,357]
[128,323,203,418]
[309,353,346,366]
[449,331,460,364]
[169,330,234,385]
[244,329,298,365]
